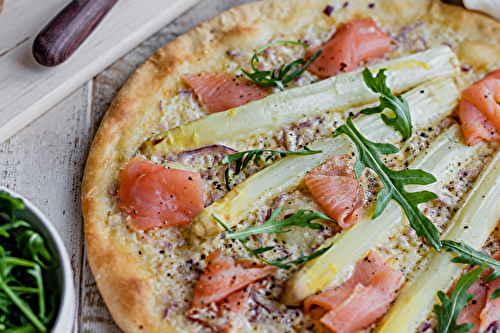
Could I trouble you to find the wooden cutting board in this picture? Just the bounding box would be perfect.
[0,0,202,144]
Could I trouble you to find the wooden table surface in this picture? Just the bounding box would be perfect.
[0,0,253,331]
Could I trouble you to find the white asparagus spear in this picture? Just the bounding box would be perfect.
[192,78,458,239]
[142,46,458,157]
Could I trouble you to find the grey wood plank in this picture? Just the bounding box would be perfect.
[0,0,202,145]
[0,81,94,333]
[79,250,122,333]
[82,0,258,332]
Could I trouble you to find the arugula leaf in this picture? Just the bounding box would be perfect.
[0,191,57,332]
[490,288,500,300]
[26,265,46,321]
[222,146,322,190]
[360,68,413,141]
[0,221,30,238]
[334,117,441,250]
[0,192,25,222]
[3,323,39,333]
[0,256,47,332]
[434,264,486,333]
[442,240,500,299]
[287,246,333,265]
[241,237,291,269]
[213,208,332,269]
[239,237,333,270]
[225,206,331,241]
[19,230,54,270]
[242,40,323,91]
[442,240,500,281]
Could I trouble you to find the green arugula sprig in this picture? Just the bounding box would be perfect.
[222,146,322,190]
[19,230,55,270]
[0,253,47,332]
[442,240,500,299]
[434,264,486,333]
[0,192,24,221]
[360,69,413,141]
[242,40,323,91]
[238,236,333,270]
[225,207,329,240]
[0,220,30,238]
[334,117,441,250]
[0,191,57,332]
[213,206,333,269]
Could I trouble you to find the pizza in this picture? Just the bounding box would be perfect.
[81,0,500,332]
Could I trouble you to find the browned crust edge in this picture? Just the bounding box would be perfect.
[81,1,500,332]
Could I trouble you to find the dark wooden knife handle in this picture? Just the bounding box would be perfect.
[33,0,117,67]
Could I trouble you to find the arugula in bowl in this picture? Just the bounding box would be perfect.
[0,191,59,333]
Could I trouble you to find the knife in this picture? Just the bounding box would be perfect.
[32,0,117,67]
[442,0,500,21]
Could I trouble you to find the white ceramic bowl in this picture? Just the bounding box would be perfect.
[0,186,75,332]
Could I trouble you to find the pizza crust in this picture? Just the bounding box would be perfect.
[81,1,500,332]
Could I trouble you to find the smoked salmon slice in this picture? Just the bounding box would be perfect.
[216,287,253,333]
[117,156,204,231]
[480,259,500,333]
[454,251,500,333]
[320,271,403,333]
[303,250,398,313]
[186,250,277,332]
[308,18,390,78]
[456,269,488,332]
[187,249,277,309]
[189,286,253,333]
[304,155,364,229]
[184,72,271,113]
[459,69,500,146]
[304,250,403,333]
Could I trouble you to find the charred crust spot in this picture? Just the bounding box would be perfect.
[151,138,165,145]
